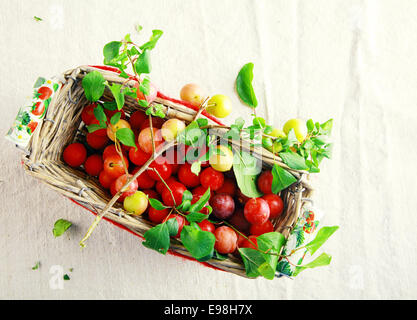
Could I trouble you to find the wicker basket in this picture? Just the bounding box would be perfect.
[20,65,314,279]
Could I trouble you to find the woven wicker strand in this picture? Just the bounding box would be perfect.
[22,66,314,279]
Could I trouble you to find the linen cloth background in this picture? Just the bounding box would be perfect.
[0,0,416,299]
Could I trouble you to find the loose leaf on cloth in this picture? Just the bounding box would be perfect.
[53,219,72,237]
[236,63,258,108]
[292,253,332,276]
[82,71,105,102]
[271,164,297,194]
[232,151,263,198]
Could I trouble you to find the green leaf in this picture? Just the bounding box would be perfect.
[63,274,70,281]
[135,50,151,75]
[293,253,332,276]
[305,226,339,255]
[103,41,122,63]
[148,198,169,210]
[181,190,193,203]
[180,225,215,260]
[87,123,106,133]
[108,83,125,110]
[140,29,163,51]
[139,78,151,96]
[213,250,228,261]
[190,161,202,176]
[93,105,107,122]
[185,212,208,223]
[189,187,211,213]
[238,248,265,278]
[320,119,333,135]
[82,71,105,102]
[115,128,136,147]
[166,217,179,237]
[136,24,143,33]
[232,151,263,198]
[271,164,297,194]
[32,261,40,270]
[110,112,122,125]
[279,151,308,170]
[236,63,258,108]
[53,219,72,237]
[257,232,286,252]
[33,77,46,88]
[142,223,170,254]
[34,16,43,22]
[102,100,118,111]
[306,119,315,133]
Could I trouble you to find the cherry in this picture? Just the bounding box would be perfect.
[214,226,237,254]
[104,109,126,121]
[86,132,109,150]
[156,177,177,195]
[228,208,250,233]
[132,167,156,189]
[262,194,284,219]
[99,170,114,189]
[244,198,270,225]
[129,144,151,166]
[81,103,96,125]
[103,145,126,159]
[257,170,273,194]
[103,154,129,180]
[129,110,147,130]
[197,220,215,233]
[178,163,200,188]
[148,207,170,224]
[89,118,108,137]
[200,167,224,191]
[236,189,250,205]
[237,233,246,247]
[140,116,165,131]
[215,178,236,197]
[210,194,235,220]
[84,154,103,176]
[162,181,187,207]
[250,220,274,236]
[240,235,258,249]
[63,143,87,167]
[110,174,138,202]
[163,213,185,238]
[141,188,160,200]
[147,158,172,181]
[138,127,164,154]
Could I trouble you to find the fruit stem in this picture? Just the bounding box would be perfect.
[148,114,156,155]
[114,140,129,175]
[148,167,177,207]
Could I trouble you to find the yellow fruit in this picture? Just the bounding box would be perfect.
[123,191,148,216]
[270,128,286,138]
[161,118,186,142]
[107,119,131,141]
[206,94,232,118]
[283,119,307,143]
[209,145,234,172]
[180,83,206,106]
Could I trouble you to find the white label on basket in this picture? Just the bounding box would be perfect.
[5,77,62,150]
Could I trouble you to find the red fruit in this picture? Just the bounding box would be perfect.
[84,154,103,176]
[210,194,235,220]
[228,208,250,233]
[138,127,164,154]
[31,101,45,116]
[262,194,284,219]
[237,234,246,247]
[86,132,109,149]
[162,181,186,207]
[216,178,236,197]
[214,226,237,254]
[129,110,147,130]
[244,198,270,225]
[236,189,250,205]
[142,189,159,200]
[103,145,126,159]
[250,221,274,236]
[104,109,126,121]
[163,213,185,238]
[200,167,224,191]
[103,154,129,179]
[81,104,96,125]
[110,174,138,202]
[89,118,107,137]
[147,158,172,181]
[257,170,273,194]
[156,177,177,195]
[140,116,165,131]
[133,168,156,189]
[148,207,170,224]
[37,86,52,100]
[99,170,114,189]
[63,143,87,167]
[129,144,151,166]
[178,163,200,188]
[198,220,215,233]
[240,235,258,249]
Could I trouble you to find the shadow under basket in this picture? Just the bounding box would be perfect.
[21,65,314,279]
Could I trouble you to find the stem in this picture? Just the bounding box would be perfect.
[193,96,210,121]
[114,140,129,175]
[148,114,156,155]
[148,167,176,207]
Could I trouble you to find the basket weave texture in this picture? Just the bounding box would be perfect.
[22,66,314,278]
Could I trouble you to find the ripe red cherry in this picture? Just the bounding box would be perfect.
[147,158,172,181]
[216,178,236,197]
[257,170,273,194]
[148,207,170,223]
[162,181,187,207]
[103,154,129,179]
[214,226,238,254]
[99,170,115,189]
[210,194,235,220]
[240,235,258,249]
[140,116,165,130]
[228,208,250,233]
[156,177,177,195]
[81,104,96,125]
[102,145,126,159]
[138,127,164,154]
[163,213,185,238]
[236,189,250,205]
[104,109,126,121]
[129,144,151,166]
[262,194,284,219]
[129,110,147,130]
[63,143,87,167]
[197,220,215,233]
[89,118,108,137]
[84,154,103,176]
[178,163,200,187]
[237,234,246,247]
[86,132,109,149]
[141,189,160,200]
[250,220,274,236]
[110,174,139,202]
[200,167,224,191]
[131,167,156,189]
[244,198,270,225]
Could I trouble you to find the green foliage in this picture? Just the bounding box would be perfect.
[142,222,171,254]
[115,128,136,148]
[236,63,258,108]
[305,226,339,255]
[271,163,297,194]
[82,71,105,102]
[180,224,216,261]
[232,151,263,198]
[53,219,72,237]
